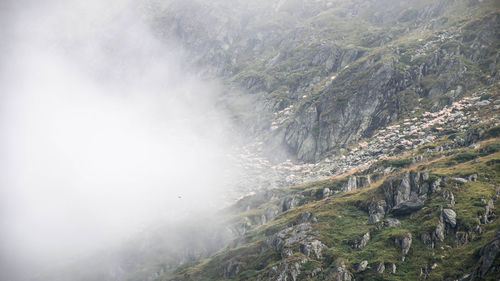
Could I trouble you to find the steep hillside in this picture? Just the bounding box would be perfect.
[30,1,500,280]
[163,98,500,280]
[149,0,499,163]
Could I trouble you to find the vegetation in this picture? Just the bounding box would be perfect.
[164,137,500,281]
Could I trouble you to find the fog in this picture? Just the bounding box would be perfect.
[0,0,241,279]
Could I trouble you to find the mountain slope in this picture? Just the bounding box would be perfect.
[150,0,499,163]
[163,96,500,280]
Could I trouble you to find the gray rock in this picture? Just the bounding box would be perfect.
[467,174,478,182]
[368,200,387,224]
[475,100,490,106]
[383,218,401,227]
[356,261,368,272]
[350,232,370,249]
[311,267,322,277]
[393,232,412,258]
[442,190,455,207]
[452,177,469,184]
[322,187,332,198]
[359,232,371,249]
[481,199,495,224]
[478,225,500,277]
[392,199,425,215]
[442,209,457,228]
[267,220,324,259]
[382,171,430,216]
[431,178,442,193]
[297,212,315,224]
[266,260,302,281]
[282,194,304,211]
[434,217,446,243]
[376,262,385,273]
[327,260,353,281]
[300,239,324,259]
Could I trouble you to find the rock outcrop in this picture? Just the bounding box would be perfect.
[326,260,353,281]
[393,232,412,261]
[476,225,500,277]
[266,212,324,259]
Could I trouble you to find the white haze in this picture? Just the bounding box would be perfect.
[0,0,240,279]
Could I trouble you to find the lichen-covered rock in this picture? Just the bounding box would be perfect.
[266,213,324,259]
[382,218,401,227]
[376,262,385,273]
[322,187,332,198]
[393,232,412,257]
[326,260,353,281]
[281,194,305,211]
[442,190,455,207]
[350,232,371,249]
[356,260,368,272]
[442,209,457,228]
[381,171,434,216]
[368,200,387,224]
[480,199,495,224]
[265,260,304,281]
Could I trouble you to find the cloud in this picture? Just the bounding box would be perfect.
[0,0,239,279]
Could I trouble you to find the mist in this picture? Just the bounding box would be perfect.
[0,0,241,279]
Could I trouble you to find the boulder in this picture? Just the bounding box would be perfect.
[282,194,304,211]
[383,218,401,227]
[322,187,332,198]
[356,261,368,272]
[327,260,353,281]
[350,232,370,249]
[368,200,387,224]
[391,199,425,215]
[442,209,457,228]
[376,262,385,273]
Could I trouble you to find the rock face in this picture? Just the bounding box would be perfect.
[341,175,372,192]
[327,260,353,281]
[368,171,441,223]
[442,209,457,228]
[376,262,385,273]
[393,233,412,260]
[266,212,324,259]
[282,194,305,212]
[265,260,303,281]
[477,225,500,277]
[153,0,500,163]
[420,207,458,248]
[350,232,371,249]
[356,261,368,272]
[382,171,431,215]
[368,200,387,224]
[480,199,495,224]
[382,218,401,227]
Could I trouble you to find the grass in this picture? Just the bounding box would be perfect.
[164,135,500,280]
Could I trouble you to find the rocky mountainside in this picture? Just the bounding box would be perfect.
[35,1,500,280]
[163,100,500,280]
[148,0,499,164]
